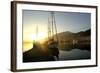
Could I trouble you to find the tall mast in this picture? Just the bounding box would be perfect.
[53,12,58,42]
[48,18,51,40]
[51,11,58,42]
[51,12,54,37]
[36,24,38,41]
[32,24,38,47]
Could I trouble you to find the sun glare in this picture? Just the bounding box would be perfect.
[29,32,47,43]
[29,34,36,41]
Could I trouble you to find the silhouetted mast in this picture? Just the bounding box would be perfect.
[51,12,54,37]
[50,12,58,42]
[52,12,58,42]
[48,18,51,40]
[36,24,38,41]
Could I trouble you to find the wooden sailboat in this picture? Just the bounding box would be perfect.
[47,12,59,60]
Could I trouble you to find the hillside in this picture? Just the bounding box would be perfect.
[57,29,90,38]
[54,29,91,51]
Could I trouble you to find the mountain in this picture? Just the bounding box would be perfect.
[57,29,91,38]
[76,29,90,36]
[53,29,91,51]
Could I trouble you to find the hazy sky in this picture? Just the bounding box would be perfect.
[23,10,90,32]
[23,10,91,41]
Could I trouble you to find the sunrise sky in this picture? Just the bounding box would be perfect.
[22,10,91,52]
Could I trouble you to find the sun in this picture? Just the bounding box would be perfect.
[29,34,37,41]
[29,32,47,43]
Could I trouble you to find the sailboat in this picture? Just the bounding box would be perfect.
[47,12,59,60]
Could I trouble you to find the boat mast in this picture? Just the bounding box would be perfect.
[32,24,38,47]
[52,12,58,42]
[51,11,58,42]
[36,24,38,41]
[48,18,51,40]
[51,12,54,38]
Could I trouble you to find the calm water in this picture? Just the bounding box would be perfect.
[59,49,91,60]
[23,48,91,62]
